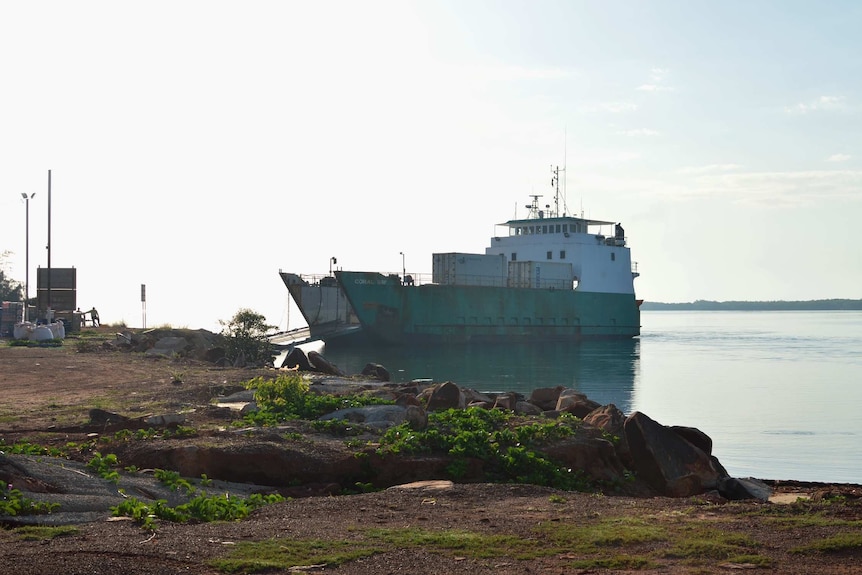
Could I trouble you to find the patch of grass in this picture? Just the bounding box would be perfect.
[662,527,762,562]
[537,516,667,553]
[13,525,78,541]
[570,554,658,570]
[211,538,383,573]
[366,527,545,559]
[791,531,862,555]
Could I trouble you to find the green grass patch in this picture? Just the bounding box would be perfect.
[211,538,383,573]
[536,516,667,553]
[662,527,762,562]
[570,554,658,570]
[367,527,547,559]
[13,525,78,541]
[791,531,862,555]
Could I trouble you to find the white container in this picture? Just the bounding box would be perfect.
[49,321,66,340]
[31,325,54,341]
[432,253,506,287]
[13,322,35,340]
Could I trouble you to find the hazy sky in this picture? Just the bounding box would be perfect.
[1,1,860,332]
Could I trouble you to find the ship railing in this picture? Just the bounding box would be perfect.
[293,273,338,287]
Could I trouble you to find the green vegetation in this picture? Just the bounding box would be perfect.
[86,452,120,483]
[111,492,285,531]
[377,407,591,490]
[791,531,862,554]
[211,538,383,573]
[219,308,275,366]
[1,484,60,516]
[0,250,23,302]
[241,373,392,426]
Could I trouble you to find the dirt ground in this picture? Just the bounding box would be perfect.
[1,330,861,574]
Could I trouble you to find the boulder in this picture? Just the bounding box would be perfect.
[425,381,464,411]
[492,392,518,411]
[529,386,565,411]
[144,336,189,357]
[540,433,628,484]
[670,425,713,455]
[361,363,391,382]
[282,347,312,370]
[624,411,725,497]
[308,351,345,376]
[718,477,772,501]
[556,389,601,417]
[515,401,543,416]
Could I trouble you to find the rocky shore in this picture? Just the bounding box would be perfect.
[1,328,861,574]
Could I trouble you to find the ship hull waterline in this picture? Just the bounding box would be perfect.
[336,272,640,346]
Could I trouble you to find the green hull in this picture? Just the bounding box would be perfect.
[336,271,640,345]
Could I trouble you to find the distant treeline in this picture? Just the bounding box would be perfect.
[640,299,862,311]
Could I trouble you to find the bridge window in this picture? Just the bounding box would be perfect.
[511,253,517,261]
[546,251,552,260]
[560,250,566,259]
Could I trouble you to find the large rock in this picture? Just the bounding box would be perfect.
[361,363,390,382]
[555,389,601,417]
[144,336,189,357]
[308,351,345,376]
[528,386,565,411]
[539,432,628,485]
[425,381,464,411]
[624,411,725,497]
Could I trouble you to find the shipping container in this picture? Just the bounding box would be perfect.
[432,253,506,287]
[507,261,574,290]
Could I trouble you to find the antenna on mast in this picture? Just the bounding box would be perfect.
[550,165,564,218]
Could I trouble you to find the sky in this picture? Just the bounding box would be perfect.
[1,0,860,333]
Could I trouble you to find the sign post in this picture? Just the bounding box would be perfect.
[141,284,146,329]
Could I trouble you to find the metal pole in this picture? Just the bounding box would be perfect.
[20,193,35,321]
[46,170,52,316]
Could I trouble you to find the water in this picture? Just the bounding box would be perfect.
[318,311,862,484]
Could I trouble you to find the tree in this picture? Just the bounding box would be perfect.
[219,308,275,367]
[0,251,23,302]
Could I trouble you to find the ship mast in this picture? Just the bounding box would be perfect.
[550,165,566,217]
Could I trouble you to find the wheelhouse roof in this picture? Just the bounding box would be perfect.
[500,215,617,227]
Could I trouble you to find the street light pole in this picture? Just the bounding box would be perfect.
[20,192,35,322]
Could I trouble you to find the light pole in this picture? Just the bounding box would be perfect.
[20,192,35,322]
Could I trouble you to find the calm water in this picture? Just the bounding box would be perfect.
[317,311,862,484]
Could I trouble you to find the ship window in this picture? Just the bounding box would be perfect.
[611,253,616,261]
[546,251,552,260]
[511,253,517,261]
[556,224,561,233]
[560,250,566,259]
[562,224,568,233]
[542,225,548,234]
